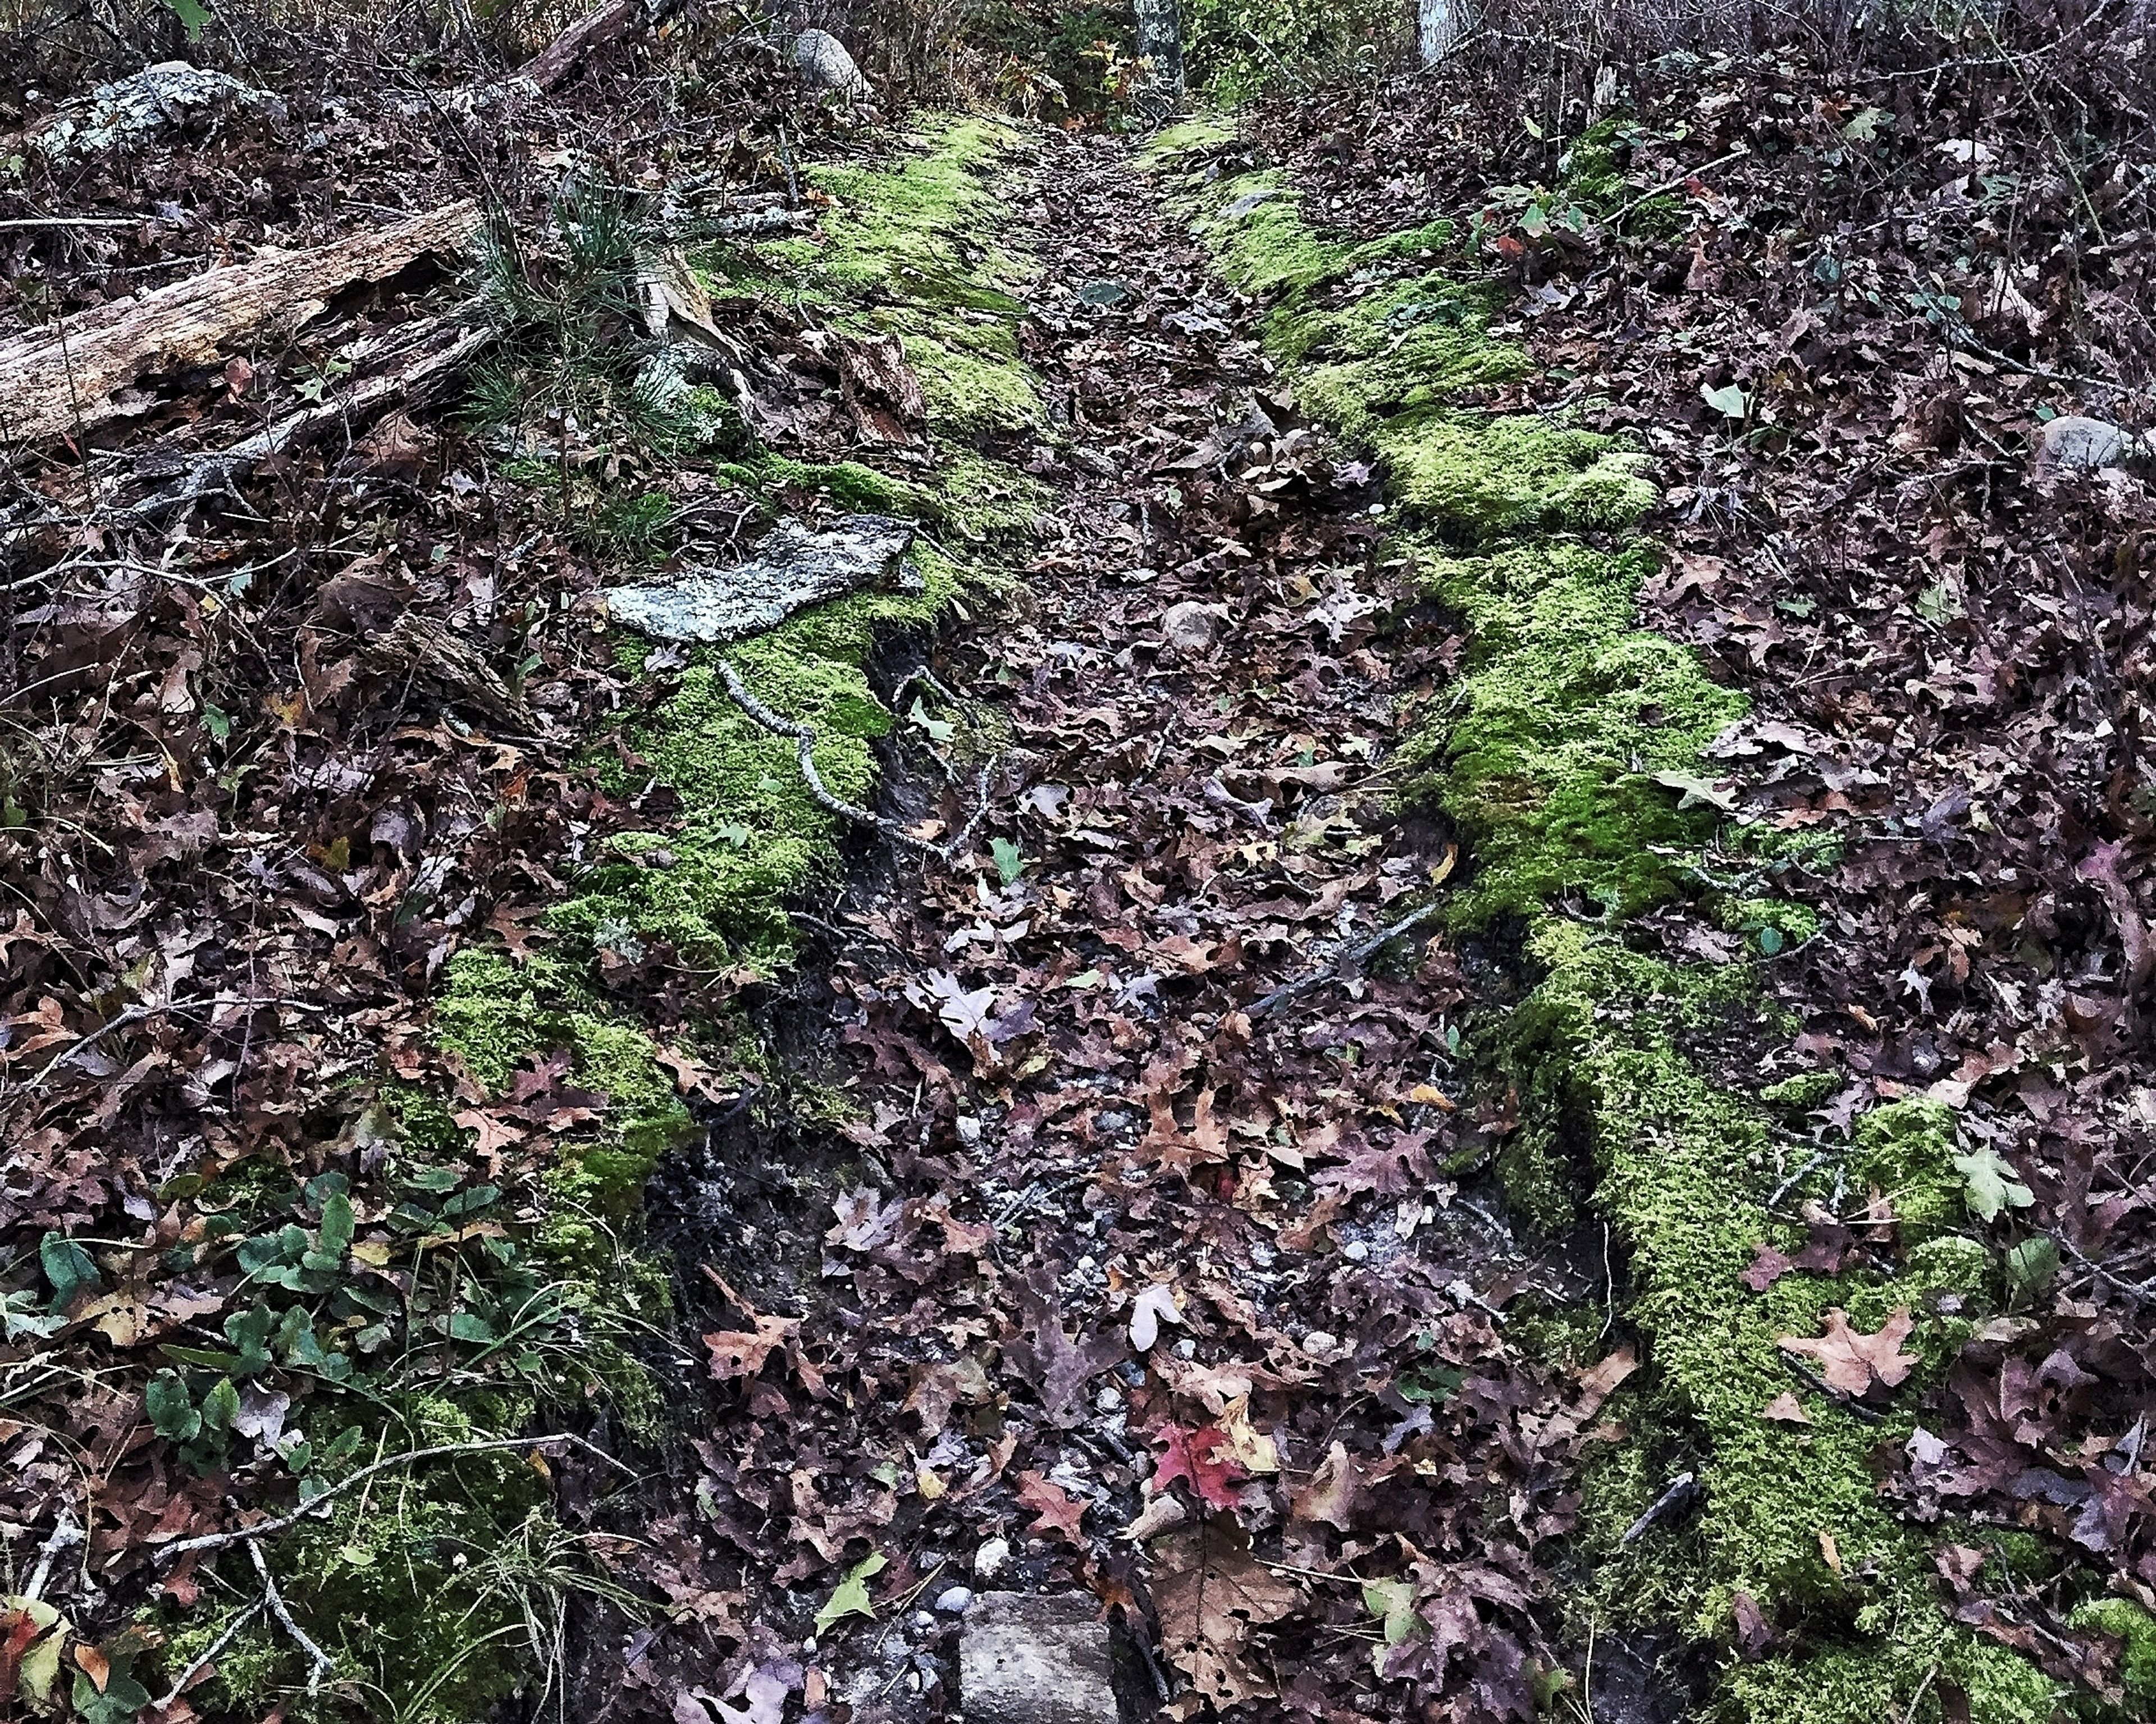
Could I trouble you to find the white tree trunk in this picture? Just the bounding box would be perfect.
[1418,0,1468,62]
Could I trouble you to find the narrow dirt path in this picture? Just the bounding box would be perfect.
[656,131,1612,1723]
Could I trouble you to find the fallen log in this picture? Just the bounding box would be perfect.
[120,318,491,519]
[0,201,481,451]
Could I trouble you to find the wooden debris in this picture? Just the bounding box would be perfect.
[0,202,481,450]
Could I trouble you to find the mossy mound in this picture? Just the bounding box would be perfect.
[1154,118,2070,1724]
[1400,541,1743,921]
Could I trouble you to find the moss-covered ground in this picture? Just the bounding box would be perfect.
[152,117,1044,1722]
[1150,125,2082,1724]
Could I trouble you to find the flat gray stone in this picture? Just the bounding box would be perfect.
[959,1592,1118,1724]
[606,513,916,643]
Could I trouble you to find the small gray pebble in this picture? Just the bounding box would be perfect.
[934,1585,974,1615]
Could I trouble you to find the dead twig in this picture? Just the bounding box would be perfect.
[155,1434,634,1562]
[715,658,992,865]
[1244,899,1447,1022]
[247,1536,335,1693]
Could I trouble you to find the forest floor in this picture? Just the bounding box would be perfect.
[3,16,2154,1724]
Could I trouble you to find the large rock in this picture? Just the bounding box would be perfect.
[606,514,916,643]
[29,62,281,158]
[793,29,871,100]
[958,1593,1119,1724]
[2036,414,2143,474]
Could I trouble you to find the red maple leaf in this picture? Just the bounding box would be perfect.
[1152,1423,1246,1511]
[1014,1470,1088,1544]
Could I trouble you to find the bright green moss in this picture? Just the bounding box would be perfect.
[1379,413,1654,534]
[1401,542,1745,921]
[1199,174,1354,296]
[1847,1100,1965,1245]
[1519,927,2055,1724]
[773,116,1030,313]
[2071,1598,2156,1707]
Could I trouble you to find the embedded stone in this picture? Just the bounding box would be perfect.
[958,1592,1119,1724]
[794,29,871,100]
[2038,414,2134,473]
[1162,600,1223,652]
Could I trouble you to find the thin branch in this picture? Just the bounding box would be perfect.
[715,657,992,865]
[1245,899,1447,1022]
[157,1599,265,1708]
[155,1433,633,1562]
[248,1536,335,1694]
[1608,147,1752,231]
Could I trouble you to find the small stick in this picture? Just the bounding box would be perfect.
[1608,147,1751,230]
[1619,1471,1698,1545]
[156,1599,264,1708]
[715,659,993,865]
[156,1433,632,1561]
[0,215,148,229]
[247,1537,335,1693]
[1245,899,1446,1021]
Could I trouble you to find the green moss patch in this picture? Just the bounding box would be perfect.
[1400,541,1744,921]
[1154,119,2066,1723]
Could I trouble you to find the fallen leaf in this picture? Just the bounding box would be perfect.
[1777,1307,1917,1397]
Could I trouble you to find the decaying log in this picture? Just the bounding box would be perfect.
[121,318,491,519]
[0,202,481,450]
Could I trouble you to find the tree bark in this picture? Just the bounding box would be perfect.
[1133,0,1186,120]
[1419,0,1469,63]
[0,202,480,451]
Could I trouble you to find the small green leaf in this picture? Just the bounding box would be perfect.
[1757,924,1784,955]
[990,837,1025,885]
[157,0,211,35]
[1953,1145,2034,1222]
[1702,382,1751,419]
[2004,1236,2061,1300]
[39,1232,99,1313]
[199,1375,241,1432]
[145,1373,201,1443]
[814,1551,888,1636]
[200,704,232,743]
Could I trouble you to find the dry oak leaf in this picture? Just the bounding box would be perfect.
[1014,1470,1088,1544]
[1777,1307,1917,1397]
[1760,1391,1813,1425]
[1290,1439,1360,1530]
[703,1313,801,1382]
[1149,1521,1299,1707]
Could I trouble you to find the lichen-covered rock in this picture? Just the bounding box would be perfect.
[2036,414,2141,474]
[606,514,917,643]
[28,61,281,158]
[793,28,871,100]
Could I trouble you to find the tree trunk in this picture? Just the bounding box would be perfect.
[1133,0,1185,120]
[1419,0,1468,63]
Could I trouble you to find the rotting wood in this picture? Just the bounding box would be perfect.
[119,319,491,519]
[0,201,481,450]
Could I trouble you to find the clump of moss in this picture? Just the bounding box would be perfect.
[2071,1598,2156,1708]
[1520,927,2056,1724]
[1398,541,1745,921]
